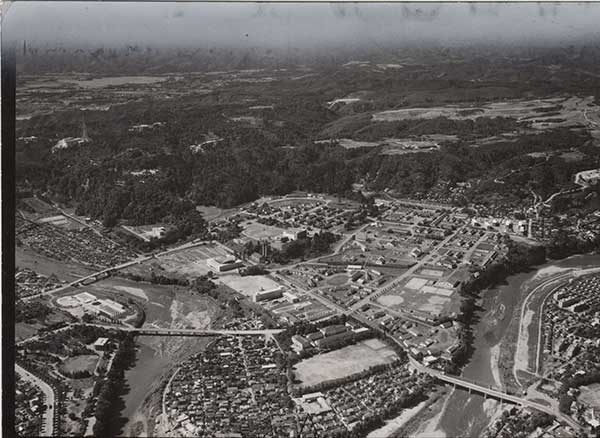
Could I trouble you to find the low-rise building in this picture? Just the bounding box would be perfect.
[291,335,311,351]
[254,286,284,302]
[207,256,244,272]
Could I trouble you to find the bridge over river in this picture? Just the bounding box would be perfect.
[409,357,581,431]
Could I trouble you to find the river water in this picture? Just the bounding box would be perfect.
[437,253,600,437]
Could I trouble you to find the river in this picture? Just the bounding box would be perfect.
[436,253,600,437]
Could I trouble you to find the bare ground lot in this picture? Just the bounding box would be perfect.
[293,338,398,387]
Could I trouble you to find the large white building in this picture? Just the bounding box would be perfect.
[206,256,244,272]
[253,286,285,302]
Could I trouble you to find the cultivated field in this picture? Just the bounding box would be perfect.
[372,96,597,133]
[293,338,398,387]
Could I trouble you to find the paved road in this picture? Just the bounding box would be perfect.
[16,364,55,437]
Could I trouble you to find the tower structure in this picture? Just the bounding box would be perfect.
[81,115,90,142]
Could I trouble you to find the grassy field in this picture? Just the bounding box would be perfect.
[578,384,600,408]
[61,355,99,374]
[293,338,398,387]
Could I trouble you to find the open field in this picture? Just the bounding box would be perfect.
[293,338,398,387]
[325,273,349,286]
[61,355,99,374]
[241,221,286,240]
[377,287,460,318]
[372,96,596,133]
[16,247,95,282]
[218,274,280,298]
[578,384,600,408]
[21,197,57,215]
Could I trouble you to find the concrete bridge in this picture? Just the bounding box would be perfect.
[128,327,285,337]
[409,358,581,431]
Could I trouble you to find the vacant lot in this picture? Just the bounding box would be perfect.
[293,338,398,387]
[61,355,99,374]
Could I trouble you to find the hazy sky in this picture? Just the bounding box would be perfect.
[4,2,600,49]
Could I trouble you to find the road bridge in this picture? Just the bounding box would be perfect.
[409,358,581,431]
[129,328,285,337]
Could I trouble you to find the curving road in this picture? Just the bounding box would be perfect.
[16,364,55,437]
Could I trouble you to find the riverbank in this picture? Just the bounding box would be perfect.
[120,336,214,437]
[410,388,452,438]
[437,253,600,437]
[501,254,600,392]
[366,400,430,438]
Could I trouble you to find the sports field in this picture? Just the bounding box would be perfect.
[293,338,398,387]
[325,273,349,287]
[242,221,285,240]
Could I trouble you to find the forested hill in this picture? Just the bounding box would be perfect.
[15,49,600,235]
